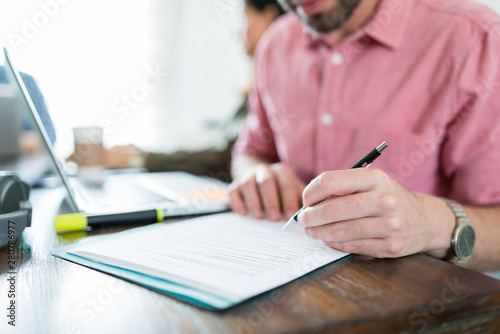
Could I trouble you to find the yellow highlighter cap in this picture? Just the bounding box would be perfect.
[55,213,88,232]
[156,209,164,222]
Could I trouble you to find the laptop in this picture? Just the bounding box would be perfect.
[3,47,229,216]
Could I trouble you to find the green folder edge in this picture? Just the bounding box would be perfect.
[50,223,236,311]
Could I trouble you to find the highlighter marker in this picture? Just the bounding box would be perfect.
[55,209,164,232]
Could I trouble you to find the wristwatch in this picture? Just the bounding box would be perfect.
[441,198,476,264]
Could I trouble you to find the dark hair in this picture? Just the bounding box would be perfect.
[244,0,285,15]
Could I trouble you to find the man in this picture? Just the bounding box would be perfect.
[229,0,500,272]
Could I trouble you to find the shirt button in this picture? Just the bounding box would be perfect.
[331,52,344,66]
[321,114,333,126]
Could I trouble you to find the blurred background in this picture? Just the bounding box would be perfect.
[0,0,250,157]
[0,0,498,157]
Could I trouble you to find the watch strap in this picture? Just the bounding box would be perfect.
[441,198,474,264]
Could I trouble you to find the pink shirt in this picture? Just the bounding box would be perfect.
[233,0,500,206]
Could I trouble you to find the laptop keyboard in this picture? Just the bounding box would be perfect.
[77,181,173,208]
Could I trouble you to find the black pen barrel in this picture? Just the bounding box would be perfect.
[87,210,159,227]
[351,149,380,168]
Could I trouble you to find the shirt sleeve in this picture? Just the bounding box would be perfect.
[232,41,279,164]
[441,23,500,205]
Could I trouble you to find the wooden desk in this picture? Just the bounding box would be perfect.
[1,187,500,334]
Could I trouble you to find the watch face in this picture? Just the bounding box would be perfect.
[456,225,476,259]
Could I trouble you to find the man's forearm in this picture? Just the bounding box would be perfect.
[401,194,499,272]
[462,205,500,272]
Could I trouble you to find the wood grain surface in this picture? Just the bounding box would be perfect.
[1,187,500,334]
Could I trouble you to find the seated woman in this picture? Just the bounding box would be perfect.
[101,0,285,181]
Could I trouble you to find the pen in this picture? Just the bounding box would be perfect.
[281,141,389,231]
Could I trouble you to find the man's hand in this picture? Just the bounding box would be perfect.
[229,162,305,221]
[19,130,44,155]
[67,144,146,170]
[104,145,146,169]
[299,168,456,258]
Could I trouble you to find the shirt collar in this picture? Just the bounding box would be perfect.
[304,0,413,50]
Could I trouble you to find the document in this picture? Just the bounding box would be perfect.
[67,212,349,304]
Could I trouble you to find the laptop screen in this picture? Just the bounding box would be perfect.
[3,47,79,212]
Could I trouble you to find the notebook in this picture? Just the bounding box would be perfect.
[51,212,350,310]
[3,47,229,217]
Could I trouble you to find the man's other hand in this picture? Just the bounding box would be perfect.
[228,162,305,221]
